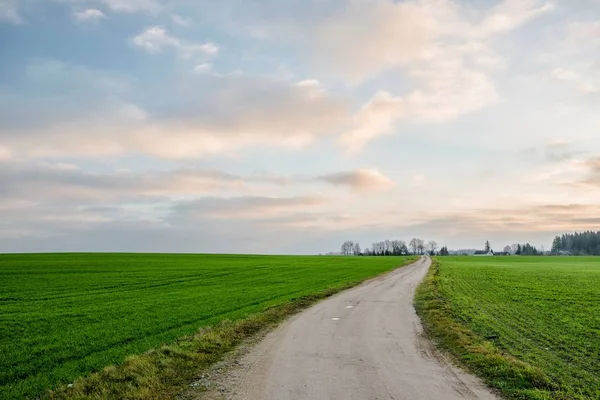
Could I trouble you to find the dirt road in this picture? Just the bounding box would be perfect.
[208,257,498,400]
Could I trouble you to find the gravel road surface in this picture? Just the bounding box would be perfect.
[203,257,498,400]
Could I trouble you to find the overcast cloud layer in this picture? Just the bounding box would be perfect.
[1,0,599,253]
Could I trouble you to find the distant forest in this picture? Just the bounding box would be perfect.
[551,231,600,255]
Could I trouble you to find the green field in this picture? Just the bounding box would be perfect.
[417,256,600,399]
[0,253,410,399]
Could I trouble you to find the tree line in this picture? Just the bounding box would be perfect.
[551,231,600,255]
[340,239,446,256]
[338,231,600,257]
[513,243,542,255]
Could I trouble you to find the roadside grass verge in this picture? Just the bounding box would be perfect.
[46,258,415,399]
[414,258,599,400]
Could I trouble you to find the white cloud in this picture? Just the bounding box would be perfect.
[171,13,191,27]
[567,20,600,42]
[307,0,550,151]
[193,63,212,74]
[132,26,180,53]
[122,76,347,158]
[119,103,148,120]
[73,8,105,21]
[293,79,326,99]
[339,91,404,153]
[174,196,327,220]
[0,0,21,23]
[551,68,581,82]
[551,67,598,94]
[0,145,12,160]
[406,46,499,121]
[0,64,348,159]
[319,169,395,192]
[312,0,553,83]
[101,0,161,14]
[477,0,554,37]
[187,42,218,55]
[0,162,249,202]
[315,0,439,82]
[132,26,219,58]
[56,0,162,14]
[339,43,499,153]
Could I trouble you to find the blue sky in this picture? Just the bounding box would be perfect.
[1,0,599,253]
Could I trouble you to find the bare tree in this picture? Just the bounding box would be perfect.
[409,238,419,255]
[382,240,391,255]
[391,240,407,255]
[417,239,425,255]
[372,242,380,256]
[427,241,438,254]
[503,245,512,254]
[400,242,408,255]
[341,238,430,257]
[341,241,354,256]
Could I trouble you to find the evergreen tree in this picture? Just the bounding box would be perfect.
[550,231,600,255]
[551,236,562,253]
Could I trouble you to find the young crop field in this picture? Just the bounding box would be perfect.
[416,256,600,399]
[0,253,410,399]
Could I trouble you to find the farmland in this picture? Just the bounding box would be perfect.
[0,253,411,399]
[416,256,600,399]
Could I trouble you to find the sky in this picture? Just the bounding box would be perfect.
[0,0,599,254]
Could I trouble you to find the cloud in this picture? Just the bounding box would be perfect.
[119,76,347,159]
[193,63,212,74]
[314,0,439,82]
[339,91,404,153]
[414,203,600,235]
[171,13,191,27]
[0,159,390,206]
[56,0,162,14]
[172,196,327,220]
[580,157,600,187]
[477,0,554,37]
[551,68,598,94]
[0,145,12,160]
[0,62,350,159]
[339,45,499,152]
[520,144,590,185]
[544,142,586,163]
[314,0,554,151]
[405,45,499,121]
[73,8,105,21]
[0,162,249,202]
[101,0,161,14]
[567,20,600,43]
[318,169,395,192]
[132,26,218,58]
[0,53,497,158]
[551,68,581,82]
[132,26,179,52]
[311,0,552,82]
[0,0,21,23]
